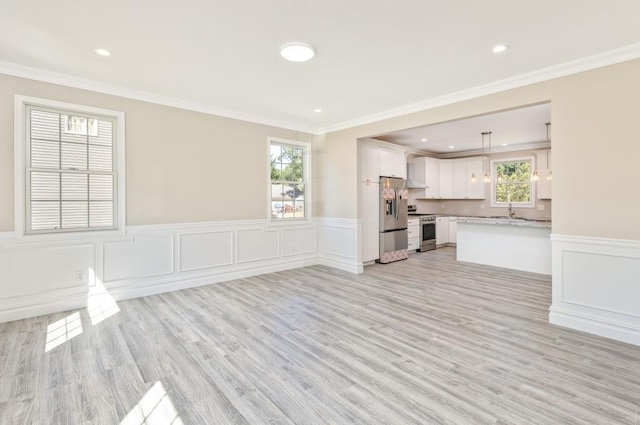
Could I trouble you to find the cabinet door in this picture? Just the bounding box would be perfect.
[361,144,380,182]
[379,148,405,178]
[436,217,449,245]
[452,160,468,199]
[361,182,380,262]
[439,161,453,199]
[424,157,440,198]
[448,218,457,243]
[393,150,406,179]
[466,158,485,199]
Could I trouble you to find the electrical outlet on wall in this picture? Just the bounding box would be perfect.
[76,270,86,282]
[441,203,445,209]
[538,205,545,211]
[480,204,485,209]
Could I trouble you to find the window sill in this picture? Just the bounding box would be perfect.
[10,228,131,247]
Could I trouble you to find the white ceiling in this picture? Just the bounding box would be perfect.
[2,1,640,134]
[376,103,551,154]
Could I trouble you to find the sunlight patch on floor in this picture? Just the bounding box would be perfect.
[87,268,120,325]
[45,312,83,352]
[120,381,184,425]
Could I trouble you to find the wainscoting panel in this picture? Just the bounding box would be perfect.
[237,228,279,263]
[281,227,316,256]
[550,234,640,346]
[180,231,234,272]
[316,218,362,273]
[0,243,94,298]
[104,235,175,282]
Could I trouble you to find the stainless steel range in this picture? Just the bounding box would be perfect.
[407,206,436,252]
[417,214,436,252]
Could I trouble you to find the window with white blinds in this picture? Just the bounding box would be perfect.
[23,102,120,234]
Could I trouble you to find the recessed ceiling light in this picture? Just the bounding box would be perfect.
[449,145,455,149]
[502,143,509,146]
[421,138,428,142]
[280,43,315,62]
[314,108,322,113]
[95,48,111,57]
[492,44,507,54]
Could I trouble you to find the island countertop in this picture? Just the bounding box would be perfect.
[456,216,551,229]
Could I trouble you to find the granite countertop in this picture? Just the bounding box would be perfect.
[456,216,552,228]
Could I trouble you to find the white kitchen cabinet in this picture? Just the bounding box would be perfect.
[436,216,449,245]
[361,181,380,262]
[448,217,458,244]
[452,161,468,198]
[408,157,440,198]
[535,149,552,199]
[466,158,486,199]
[439,160,454,199]
[440,158,487,200]
[408,218,420,251]
[361,143,380,183]
[379,147,406,178]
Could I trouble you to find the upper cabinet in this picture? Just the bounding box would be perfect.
[361,143,380,182]
[379,147,406,178]
[465,158,486,199]
[439,160,454,199]
[534,149,552,199]
[410,156,485,199]
[360,140,406,182]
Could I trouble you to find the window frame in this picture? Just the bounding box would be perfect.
[267,137,311,224]
[14,95,126,241]
[490,156,536,208]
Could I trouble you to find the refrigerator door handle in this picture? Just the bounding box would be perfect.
[394,188,399,220]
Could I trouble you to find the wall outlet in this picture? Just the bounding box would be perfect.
[441,203,445,209]
[537,205,545,211]
[480,203,485,209]
[76,270,86,282]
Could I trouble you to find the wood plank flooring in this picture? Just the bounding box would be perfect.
[1,247,640,424]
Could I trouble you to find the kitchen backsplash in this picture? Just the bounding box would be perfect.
[414,199,552,220]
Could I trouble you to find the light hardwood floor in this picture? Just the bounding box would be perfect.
[1,247,639,424]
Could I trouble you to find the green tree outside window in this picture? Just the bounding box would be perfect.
[495,160,532,203]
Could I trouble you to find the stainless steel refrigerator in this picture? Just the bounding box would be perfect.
[378,177,409,264]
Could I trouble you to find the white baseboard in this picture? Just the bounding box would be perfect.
[0,289,88,324]
[549,307,640,347]
[107,255,318,301]
[317,253,363,274]
[550,234,640,347]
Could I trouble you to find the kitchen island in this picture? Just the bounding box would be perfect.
[456,217,551,275]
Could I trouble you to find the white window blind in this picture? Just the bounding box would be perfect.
[26,106,117,233]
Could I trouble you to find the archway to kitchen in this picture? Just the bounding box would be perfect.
[356,102,552,274]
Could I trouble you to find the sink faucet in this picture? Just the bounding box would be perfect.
[507,202,516,219]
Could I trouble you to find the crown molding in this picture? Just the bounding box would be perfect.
[318,42,640,135]
[3,41,640,137]
[0,60,316,135]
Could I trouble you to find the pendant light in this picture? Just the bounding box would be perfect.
[482,131,492,183]
[545,122,552,181]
